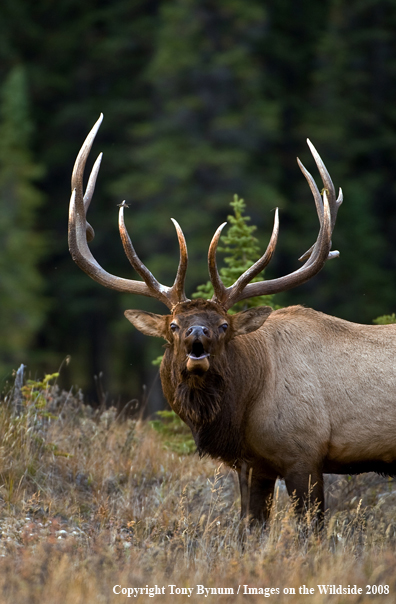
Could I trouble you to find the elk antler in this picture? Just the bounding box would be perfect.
[69,114,190,310]
[209,140,343,310]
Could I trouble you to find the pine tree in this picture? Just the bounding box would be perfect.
[113,0,281,291]
[302,0,396,323]
[0,66,46,378]
[193,195,277,312]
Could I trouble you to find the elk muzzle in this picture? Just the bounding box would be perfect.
[184,325,211,373]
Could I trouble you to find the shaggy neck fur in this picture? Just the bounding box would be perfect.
[175,369,225,426]
[161,347,246,463]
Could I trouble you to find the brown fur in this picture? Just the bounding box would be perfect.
[125,300,396,524]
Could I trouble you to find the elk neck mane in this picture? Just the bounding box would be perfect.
[161,340,249,463]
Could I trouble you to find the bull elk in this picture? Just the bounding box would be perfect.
[69,114,396,525]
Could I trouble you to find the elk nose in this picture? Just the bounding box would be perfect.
[185,325,209,338]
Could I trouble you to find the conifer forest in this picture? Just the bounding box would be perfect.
[1,0,396,409]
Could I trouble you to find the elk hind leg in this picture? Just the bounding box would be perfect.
[284,469,324,529]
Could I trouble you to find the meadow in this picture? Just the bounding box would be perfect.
[0,372,395,603]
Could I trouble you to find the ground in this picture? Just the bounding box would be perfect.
[0,378,395,602]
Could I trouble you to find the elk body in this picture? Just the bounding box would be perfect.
[69,115,396,524]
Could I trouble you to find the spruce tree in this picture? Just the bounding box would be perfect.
[0,66,46,378]
[193,195,277,312]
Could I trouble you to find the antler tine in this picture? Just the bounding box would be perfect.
[297,159,327,265]
[307,139,336,202]
[307,187,333,271]
[169,218,189,305]
[118,208,189,308]
[210,210,279,308]
[71,114,103,192]
[118,202,163,292]
[297,158,323,223]
[208,222,228,305]
[298,140,343,263]
[83,152,102,242]
[303,189,332,269]
[208,141,339,310]
[69,115,189,308]
[84,152,102,211]
[71,113,104,243]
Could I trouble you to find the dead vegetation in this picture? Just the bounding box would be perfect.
[0,374,395,602]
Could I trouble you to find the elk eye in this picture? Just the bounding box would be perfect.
[170,322,179,333]
[219,323,228,333]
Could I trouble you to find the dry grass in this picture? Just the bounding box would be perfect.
[0,376,395,602]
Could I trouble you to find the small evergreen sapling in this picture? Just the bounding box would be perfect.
[373,314,396,325]
[193,195,278,312]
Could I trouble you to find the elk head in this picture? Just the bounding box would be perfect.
[69,114,343,370]
[124,299,273,375]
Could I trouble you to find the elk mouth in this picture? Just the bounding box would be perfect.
[186,341,210,373]
[188,341,209,360]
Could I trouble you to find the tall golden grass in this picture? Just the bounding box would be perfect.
[0,374,395,602]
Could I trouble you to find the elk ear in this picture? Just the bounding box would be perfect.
[231,306,273,337]
[124,310,169,340]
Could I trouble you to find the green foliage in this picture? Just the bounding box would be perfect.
[373,314,396,326]
[21,373,60,417]
[17,372,70,458]
[1,371,71,489]
[151,355,164,367]
[0,66,46,379]
[2,0,396,401]
[150,410,196,455]
[193,195,279,312]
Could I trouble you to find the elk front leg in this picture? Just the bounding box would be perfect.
[284,468,324,527]
[238,463,276,523]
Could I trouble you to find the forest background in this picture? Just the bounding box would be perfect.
[1,0,396,412]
